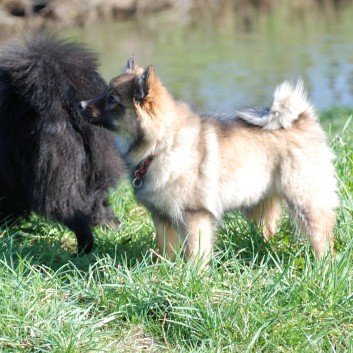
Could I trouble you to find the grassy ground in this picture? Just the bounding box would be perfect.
[0,110,352,352]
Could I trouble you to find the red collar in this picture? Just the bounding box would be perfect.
[132,155,154,188]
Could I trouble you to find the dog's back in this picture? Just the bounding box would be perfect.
[0,34,123,253]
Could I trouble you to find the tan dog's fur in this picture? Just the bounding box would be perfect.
[81,58,338,266]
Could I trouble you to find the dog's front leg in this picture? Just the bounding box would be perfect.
[181,210,216,269]
[65,214,94,254]
[152,215,180,261]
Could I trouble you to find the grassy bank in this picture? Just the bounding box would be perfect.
[0,110,352,352]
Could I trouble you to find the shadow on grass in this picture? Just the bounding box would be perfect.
[0,207,327,274]
[215,212,313,269]
[0,213,155,273]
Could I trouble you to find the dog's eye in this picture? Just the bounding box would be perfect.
[108,95,117,105]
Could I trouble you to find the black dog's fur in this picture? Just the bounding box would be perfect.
[0,34,124,253]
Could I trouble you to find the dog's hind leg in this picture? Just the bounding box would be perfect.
[180,210,216,268]
[65,214,94,254]
[244,194,282,240]
[306,209,336,260]
[285,199,336,260]
[281,153,337,260]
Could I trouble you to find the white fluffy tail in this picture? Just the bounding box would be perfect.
[238,79,316,130]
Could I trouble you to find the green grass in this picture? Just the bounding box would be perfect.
[0,110,352,352]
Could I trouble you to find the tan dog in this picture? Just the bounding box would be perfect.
[80,57,338,266]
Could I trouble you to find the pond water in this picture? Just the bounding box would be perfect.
[67,2,353,113]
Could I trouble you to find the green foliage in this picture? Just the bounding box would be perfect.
[0,111,352,352]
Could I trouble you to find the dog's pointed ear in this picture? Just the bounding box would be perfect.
[134,65,156,103]
[125,56,137,73]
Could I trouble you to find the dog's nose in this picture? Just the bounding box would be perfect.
[78,100,89,110]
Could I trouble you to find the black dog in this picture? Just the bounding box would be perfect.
[0,34,124,253]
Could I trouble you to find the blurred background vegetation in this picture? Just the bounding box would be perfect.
[0,0,352,31]
[0,0,352,117]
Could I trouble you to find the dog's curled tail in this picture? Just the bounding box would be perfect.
[238,79,316,130]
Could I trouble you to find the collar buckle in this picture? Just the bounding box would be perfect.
[132,155,154,189]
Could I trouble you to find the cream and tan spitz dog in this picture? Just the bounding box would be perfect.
[80,57,338,266]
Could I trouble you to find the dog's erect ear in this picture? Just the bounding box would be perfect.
[125,56,136,73]
[124,56,144,75]
[134,65,156,103]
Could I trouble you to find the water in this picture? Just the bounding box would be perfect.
[67,2,353,112]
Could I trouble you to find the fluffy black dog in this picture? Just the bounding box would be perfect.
[0,34,124,253]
